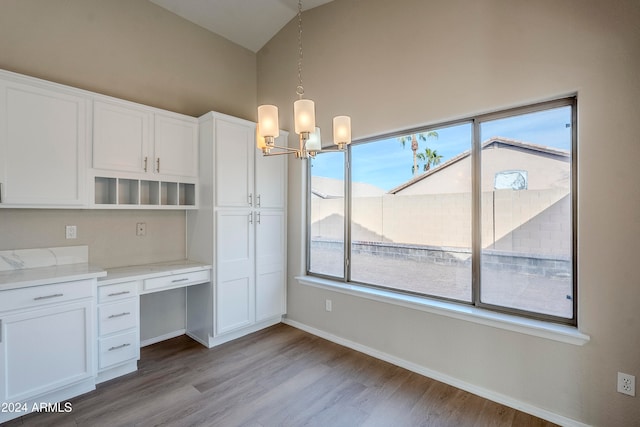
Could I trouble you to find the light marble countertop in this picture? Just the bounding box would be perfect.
[0,263,106,291]
[99,260,212,285]
[0,246,210,291]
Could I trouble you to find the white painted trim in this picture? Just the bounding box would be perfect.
[140,329,186,347]
[296,275,590,346]
[206,316,282,348]
[283,318,591,427]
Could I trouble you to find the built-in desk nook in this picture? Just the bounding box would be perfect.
[0,246,211,424]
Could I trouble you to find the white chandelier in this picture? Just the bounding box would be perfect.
[257,0,351,158]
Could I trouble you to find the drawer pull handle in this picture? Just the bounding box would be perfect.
[33,293,63,301]
[108,312,131,319]
[107,291,131,297]
[108,343,131,351]
[171,278,189,283]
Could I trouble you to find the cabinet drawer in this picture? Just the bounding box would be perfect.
[143,269,210,292]
[0,279,93,312]
[98,281,138,303]
[98,299,138,336]
[99,330,139,370]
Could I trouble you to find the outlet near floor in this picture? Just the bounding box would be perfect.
[617,372,636,396]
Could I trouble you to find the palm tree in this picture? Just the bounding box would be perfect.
[417,147,443,171]
[398,131,438,177]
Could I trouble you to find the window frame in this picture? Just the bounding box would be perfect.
[306,96,577,326]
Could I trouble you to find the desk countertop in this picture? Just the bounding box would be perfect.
[0,260,212,291]
[99,260,212,285]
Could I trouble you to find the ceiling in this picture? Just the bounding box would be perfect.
[150,0,334,53]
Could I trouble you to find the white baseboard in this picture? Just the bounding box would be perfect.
[140,329,186,347]
[283,318,589,427]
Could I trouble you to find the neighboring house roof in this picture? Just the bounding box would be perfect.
[387,137,570,194]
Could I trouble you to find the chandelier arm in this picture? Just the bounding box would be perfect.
[262,150,299,157]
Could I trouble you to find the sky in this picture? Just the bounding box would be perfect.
[311,105,572,191]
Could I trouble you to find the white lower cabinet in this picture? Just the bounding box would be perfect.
[255,211,286,322]
[215,210,255,335]
[0,279,96,424]
[95,280,139,383]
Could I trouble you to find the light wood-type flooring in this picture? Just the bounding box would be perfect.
[10,323,558,427]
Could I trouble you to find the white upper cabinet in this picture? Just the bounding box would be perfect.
[93,100,151,174]
[154,113,198,178]
[255,133,287,209]
[0,76,87,207]
[214,117,287,210]
[93,99,198,179]
[215,118,255,208]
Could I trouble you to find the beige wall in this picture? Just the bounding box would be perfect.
[0,0,256,119]
[0,0,257,268]
[259,0,640,425]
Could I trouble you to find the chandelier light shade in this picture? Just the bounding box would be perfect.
[293,99,316,134]
[256,124,267,150]
[305,127,322,152]
[257,105,280,141]
[333,115,352,149]
[256,0,351,159]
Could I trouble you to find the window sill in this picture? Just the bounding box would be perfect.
[296,275,590,346]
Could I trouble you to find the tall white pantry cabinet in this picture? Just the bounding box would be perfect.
[186,112,287,347]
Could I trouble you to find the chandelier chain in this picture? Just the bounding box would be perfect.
[296,0,304,98]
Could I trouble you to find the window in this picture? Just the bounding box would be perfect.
[307,98,576,325]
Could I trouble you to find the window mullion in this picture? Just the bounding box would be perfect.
[472,118,481,306]
[345,147,352,283]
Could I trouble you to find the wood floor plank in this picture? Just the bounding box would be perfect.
[14,323,559,427]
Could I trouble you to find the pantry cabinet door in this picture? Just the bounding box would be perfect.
[254,131,287,210]
[214,118,254,208]
[255,210,286,322]
[215,210,255,335]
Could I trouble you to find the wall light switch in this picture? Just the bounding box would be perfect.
[136,222,146,236]
[65,225,77,239]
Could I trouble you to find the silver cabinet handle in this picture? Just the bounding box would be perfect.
[171,278,189,283]
[107,291,131,297]
[144,156,148,172]
[156,158,160,173]
[108,312,131,319]
[34,293,63,301]
[249,212,253,224]
[0,182,3,203]
[256,194,261,207]
[248,193,253,206]
[256,212,261,224]
[108,343,131,351]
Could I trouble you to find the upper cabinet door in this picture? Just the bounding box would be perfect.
[254,132,287,209]
[215,118,254,208]
[154,114,198,178]
[93,100,151,174]
[0,80,87,207]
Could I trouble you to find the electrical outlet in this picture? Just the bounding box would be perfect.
[325,299,332,312]
[65,225,77,239]
[136,222,146,236]
[617,372,635,396]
